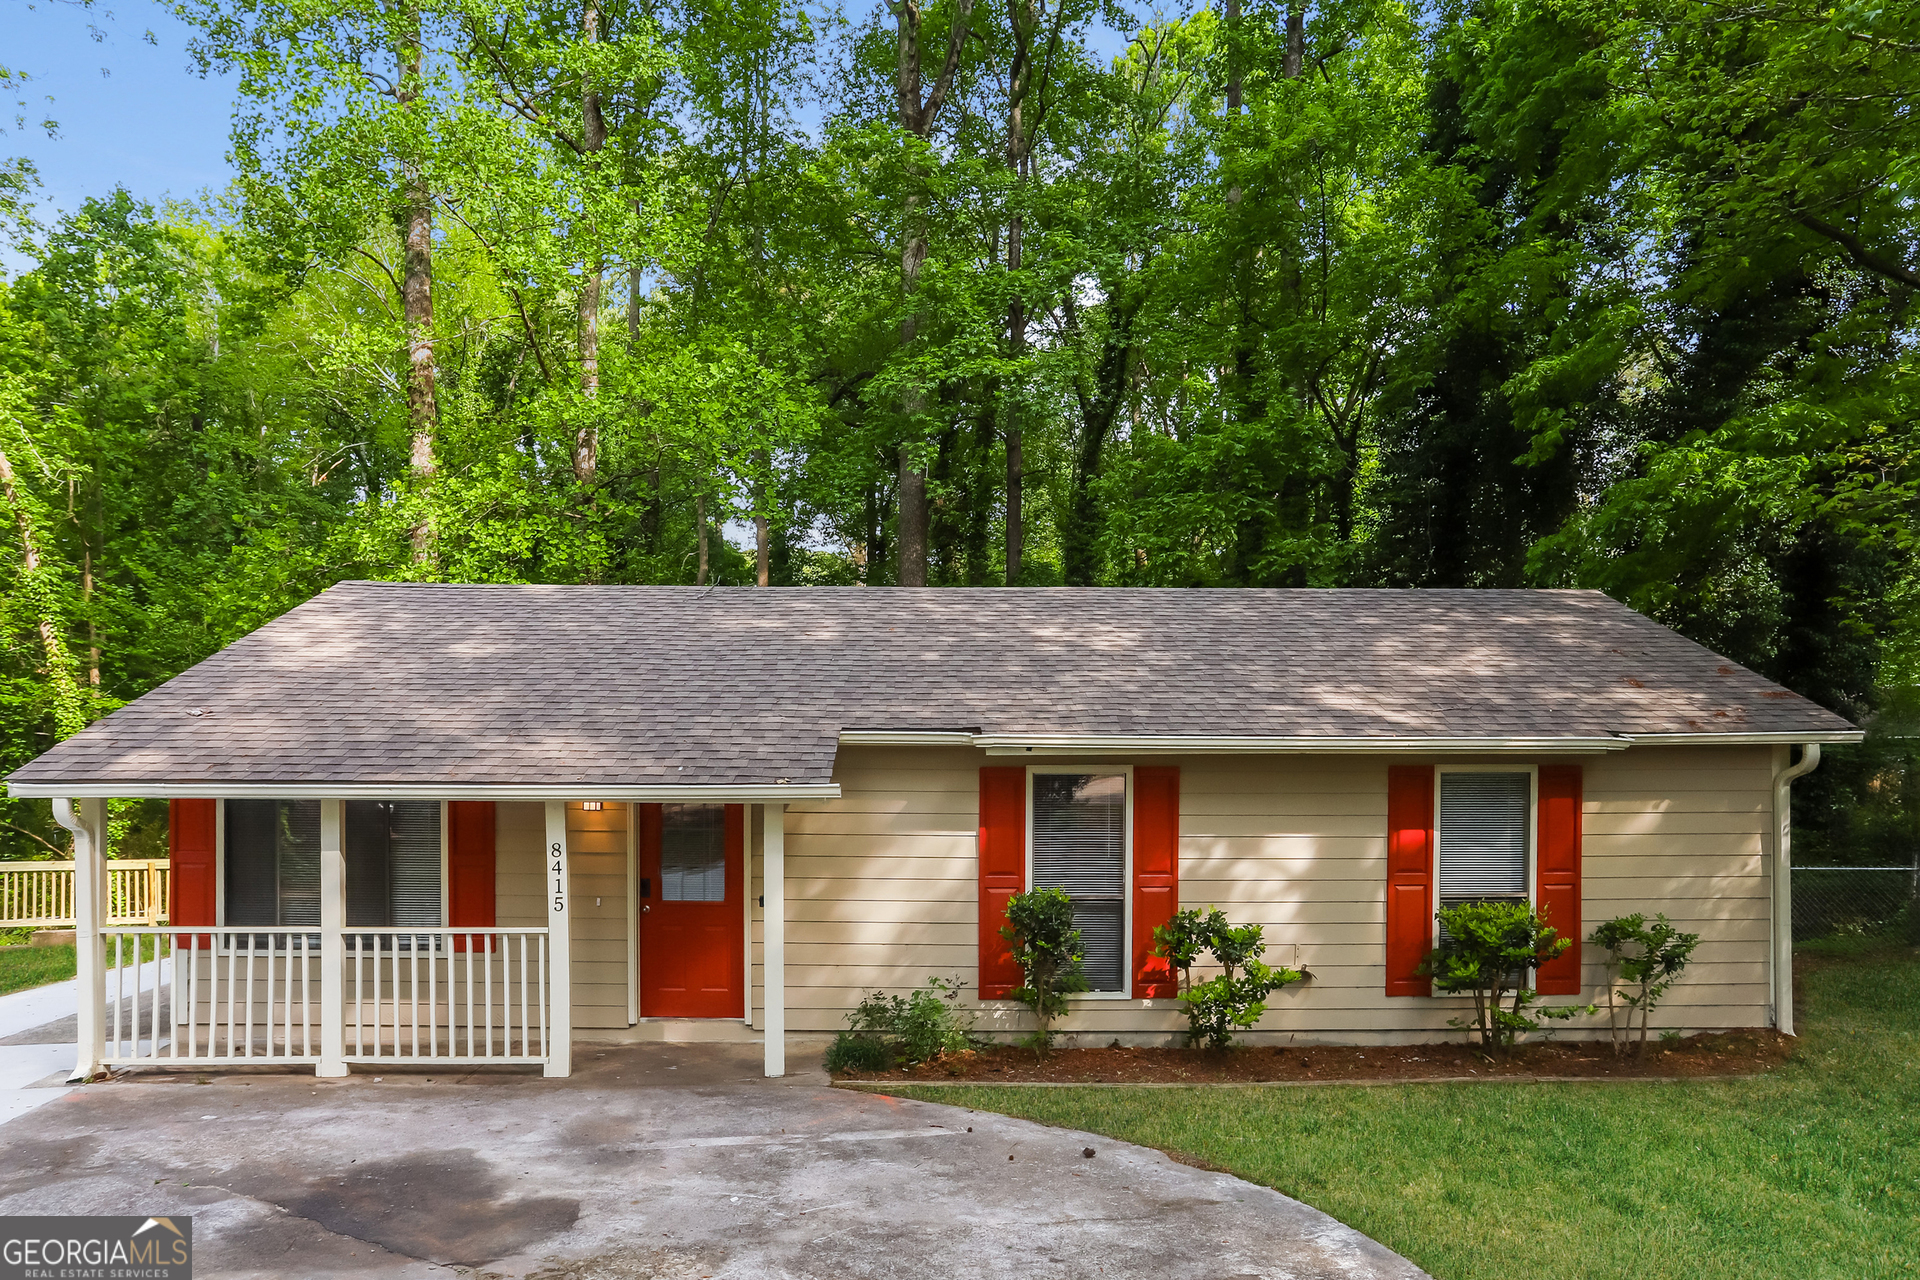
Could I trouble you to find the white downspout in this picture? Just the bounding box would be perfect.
[52,798,107,1083]
[1772,744,1821,1036]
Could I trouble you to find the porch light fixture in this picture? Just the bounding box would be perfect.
[580,801,603,811]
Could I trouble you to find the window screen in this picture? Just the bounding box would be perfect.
[1438,772,1530,903]
[1031,773,1126,993]
[660,804,726,902]
[223,799,319,927]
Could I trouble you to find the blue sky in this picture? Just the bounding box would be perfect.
[6,0,238,221]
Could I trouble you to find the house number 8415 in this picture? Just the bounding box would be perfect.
[550,842,566,913]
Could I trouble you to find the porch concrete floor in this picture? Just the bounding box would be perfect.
[0,1044,1428,1280]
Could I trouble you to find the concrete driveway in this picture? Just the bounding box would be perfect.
[0,1044,1427,1280]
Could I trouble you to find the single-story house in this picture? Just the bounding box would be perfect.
[4,584,1861,1081]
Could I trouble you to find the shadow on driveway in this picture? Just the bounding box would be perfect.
[0,1043,1428,1280]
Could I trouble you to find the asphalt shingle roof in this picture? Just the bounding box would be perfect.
[4,584,1859,791]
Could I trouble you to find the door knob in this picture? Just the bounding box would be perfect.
[641,905,651,914]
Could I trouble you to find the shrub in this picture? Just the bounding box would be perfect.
[1001,887,1089,1055]
[1421,901,1587,1051]
[1153,906,1304,1049]
[1590,913,1701,1058]
[826,975,977,1073]
[824,1031,894,1074]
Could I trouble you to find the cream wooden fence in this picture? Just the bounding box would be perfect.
[0,860,170,929]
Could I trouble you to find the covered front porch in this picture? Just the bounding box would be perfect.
[41,789,826,1083]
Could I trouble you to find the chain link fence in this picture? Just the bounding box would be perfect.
[1793,866,1919,942]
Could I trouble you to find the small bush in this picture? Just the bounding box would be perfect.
[1421,901,1588,1051]
[1001,887,1089,1055]
[1152,906,1303,1049]
[1591,913,1700,1058]
[827,976,976,1073]
[824,1031,894,1073]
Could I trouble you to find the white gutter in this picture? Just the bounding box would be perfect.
[1772,743,1822,1036]
[6,781,841,802]
[841,732,1632,755]
[1619,731,1862,747]
[840,729,1863,754]
[977,735,1631,755]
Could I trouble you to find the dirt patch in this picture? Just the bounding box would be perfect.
[834,1030,1793,1085]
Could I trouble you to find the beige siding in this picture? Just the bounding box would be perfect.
[748,743,1778,1045]
[496,800,632,1030]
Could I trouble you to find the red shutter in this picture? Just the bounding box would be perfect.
[447,801,497,952]
[1535,765,1584,995]
[1132,766,1180,999]
[1385,765,1435,997]
[169,799,217,948]
[978,767,1026,1000]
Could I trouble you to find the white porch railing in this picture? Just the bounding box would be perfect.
[95,927,550,1069]
[0,860,170,928]
[343,929,549,1064]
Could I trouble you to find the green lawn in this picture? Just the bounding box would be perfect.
[0,945,77,996]
[894,945,1920,1280]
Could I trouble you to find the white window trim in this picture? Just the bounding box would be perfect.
[1432,764,1539,922]
[1026,764,1134,1000]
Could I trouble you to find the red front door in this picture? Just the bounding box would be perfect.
[638,803,745,1018]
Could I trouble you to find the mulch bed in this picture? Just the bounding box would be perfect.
[833,1030,1794,1085]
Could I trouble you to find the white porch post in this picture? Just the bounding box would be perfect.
[317,798,347,1077]
[55,799,106,1083]
[544,801,572,1078]
[762,802,785,1078]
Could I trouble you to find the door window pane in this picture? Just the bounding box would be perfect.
[661,804,726,902]
[1439,772,1530,903]
[1031,773,1126,992]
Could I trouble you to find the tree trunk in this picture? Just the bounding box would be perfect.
[574,0,607,486]
[398,0,438,565]
[1284,0,1305,80]
[897,439,928,586]
[1002,0,1037,587]
[897,224,932,587]
[0,448,84,739]
[889,0,975,589]
[695,493,710,585]
[754,448,771,586]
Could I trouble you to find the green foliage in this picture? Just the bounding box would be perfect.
[0,0,1915,874]
[1590,913,1702,1058]
[1152,906,1304,1049]
[1000,887,1089,1055]
[1421,901,1583,1051]
[827,975,977,1073]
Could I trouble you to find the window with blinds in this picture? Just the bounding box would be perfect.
[344,800,443,927]
[1030,773,1126,993]
[224,799,321,928]
[223,799,441,933]
[661,804,727,902]
[1438,771,1531,906]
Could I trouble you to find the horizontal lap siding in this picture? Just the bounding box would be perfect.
[755,745,1776,1042]
[752,748,979,1033]
[496,800,631,1030]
